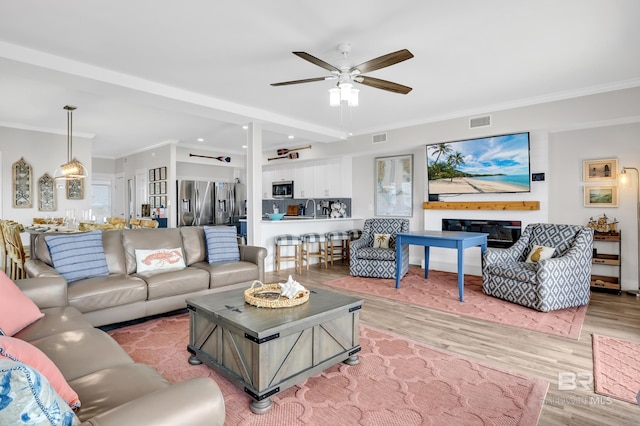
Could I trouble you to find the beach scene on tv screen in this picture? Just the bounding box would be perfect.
[427,133,530,194]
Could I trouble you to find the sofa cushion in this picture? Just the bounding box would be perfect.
[0,359,80,426]
[179,226,208,265]
[0,336,81,408]
[135,267,210,300]
[14,307,94,343]
[122,228,184,274]
[0,271,44,336]
[355,247,396,261]
[30,328,134,382]
[192,261,259,288]
[67,275,147,314]
[69,363,169,423]
[135,248,186,272]
[45,231,109,283]
[204,226,240,263]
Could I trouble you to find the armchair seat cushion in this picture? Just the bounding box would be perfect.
[355,247,396,261]
[485,261,538,284]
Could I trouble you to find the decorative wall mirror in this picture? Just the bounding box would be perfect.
[12,157,32,208]
[66,178,84,200]
[38,173,56,211]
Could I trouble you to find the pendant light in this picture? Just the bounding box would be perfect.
[54,105,88,180]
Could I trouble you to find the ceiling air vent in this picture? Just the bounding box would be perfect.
[372,133,387,144]
[469,115,491,129]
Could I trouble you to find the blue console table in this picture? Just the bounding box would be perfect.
[395,230,488,302]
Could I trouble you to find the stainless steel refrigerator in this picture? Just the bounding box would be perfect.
[214,181,245,226]
[177,180,215,226]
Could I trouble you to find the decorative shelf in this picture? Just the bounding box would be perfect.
[422,201,540,211]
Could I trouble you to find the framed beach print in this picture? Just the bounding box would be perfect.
[374,154,413,217]
[160,166,167,180]
[584,185,618,207]
[149,168,156,182]
[583,158,618,182]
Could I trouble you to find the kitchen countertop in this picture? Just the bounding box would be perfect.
[262,216,360,223]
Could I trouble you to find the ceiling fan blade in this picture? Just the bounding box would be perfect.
[293,52,341,73]
[352,49,414,74]
[357,76,413,94]
[271,77,330,86]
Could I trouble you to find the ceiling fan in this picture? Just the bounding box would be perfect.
[271,43,414,95]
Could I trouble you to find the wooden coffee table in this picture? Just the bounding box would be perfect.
[186,287,362,414]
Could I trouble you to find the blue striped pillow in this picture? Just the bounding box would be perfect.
[204,226,240,263]
[45,231,109,283]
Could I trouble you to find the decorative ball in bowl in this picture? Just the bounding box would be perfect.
[267,213,285,221]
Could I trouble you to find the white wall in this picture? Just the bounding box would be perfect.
[549,122,640,290]
[0,127,92,244]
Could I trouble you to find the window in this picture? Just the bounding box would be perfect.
[91,180,111,223]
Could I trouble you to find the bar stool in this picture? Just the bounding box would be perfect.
[348,229,363,241]
[300,233,328,270]
[325,231,350,265]
[274,234,302,273]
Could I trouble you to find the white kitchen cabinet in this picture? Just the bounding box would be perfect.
[313,158,351,198]
[294,163,314,198]
[262,169,275,199]
[273,164,294,182]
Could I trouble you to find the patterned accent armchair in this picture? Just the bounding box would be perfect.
[350,218,410,279]
[482,223,594,312]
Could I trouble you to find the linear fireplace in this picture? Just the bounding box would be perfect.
[442,219,522,248]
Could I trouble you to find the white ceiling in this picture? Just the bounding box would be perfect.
[1,1,639,159]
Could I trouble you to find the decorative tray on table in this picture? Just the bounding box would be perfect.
[244,278,309,309]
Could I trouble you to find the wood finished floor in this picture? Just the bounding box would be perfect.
[266,263,640,426]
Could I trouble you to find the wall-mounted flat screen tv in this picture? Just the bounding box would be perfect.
[427,132,531,195]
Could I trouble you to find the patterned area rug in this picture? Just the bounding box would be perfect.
[592,334,640,405]
[324,268,587,339]
[108,313,548,425]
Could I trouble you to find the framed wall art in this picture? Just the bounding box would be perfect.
[583,158,618,182]
[374,154,413,217]
[38,173,56,211]
[584,185,618,207]
[66,178,84,200]
[12,157,32,208]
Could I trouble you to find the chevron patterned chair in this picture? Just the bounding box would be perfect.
[482,223,594,312]
[349,218,409,279]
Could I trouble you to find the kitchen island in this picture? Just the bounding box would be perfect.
[261,216,364,272]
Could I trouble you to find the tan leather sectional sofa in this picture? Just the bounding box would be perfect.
[15,276,225,425]
[26,226,267,326]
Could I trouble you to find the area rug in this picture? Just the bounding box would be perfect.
[592,334,640,405]
[324,268,587,340]
[108,313,548,425]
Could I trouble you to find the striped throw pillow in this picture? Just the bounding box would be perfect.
[204,226,240,263]
[45,231,109,283]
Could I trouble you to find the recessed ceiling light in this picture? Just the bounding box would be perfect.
[242,125,248,130]
[288,135,294,139]
[197,138,204,142]
[242,145,248,149]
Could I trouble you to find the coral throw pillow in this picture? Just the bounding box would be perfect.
[0,271,44,336]
[373,233,391,249]
[135,248,186,273]
[0,336,81,408]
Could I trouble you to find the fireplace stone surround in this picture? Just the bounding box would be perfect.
[442,219,522,248]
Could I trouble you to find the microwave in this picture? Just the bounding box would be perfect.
[272,181,294,198]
